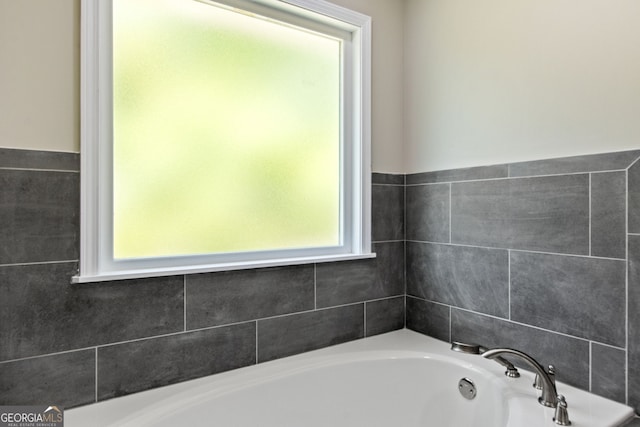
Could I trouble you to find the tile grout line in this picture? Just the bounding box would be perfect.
[404,180,408,328]
[625,169,630,405]
[260,300,369,321]
[403,294,407,329]
[0,166,80,173]
[94,347,98,403]
[405,239,626,262]
[508,250,511,320]
[448,183,452,243]
[404,239,407,328]
[589,173,593,256]
[183,275,187,332]
[588,339,630,351]
[363,302,367,337]
[405,168,628,187]
[0,348,97,365]
[255,321,259,364]
[0,259,78,268]
[627,155,640,171]
[589,341,593,392]
[406,295,626,349]
[371,182,404,187]
[448,306,452,343]
[364,295,406,304]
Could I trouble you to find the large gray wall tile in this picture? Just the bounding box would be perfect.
[451,175,589,254]
[511,251,625,347]
[372,173,404,185]
[97,323,256,400]
[186,265,314,329]
[629,161,640,234]
[316,259,373,307]
[451,309,590,389]
[0,350,95,408]
[591,171,626,259]
[509,150,640,177]
[365,297,404,336]
[316,242,404,308]
[406,165,507,185]
[0,263,184,361]
[628,235,640,411]
[591,343,626,403]
[372,184,404,241]
[406,297,450,342]
[0,169,78,264]
[406,183,449,242]
[0,148,80,171]
[407,242,509,318]
[257,304,364,362]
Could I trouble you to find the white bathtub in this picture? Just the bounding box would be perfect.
[67,330,634,426]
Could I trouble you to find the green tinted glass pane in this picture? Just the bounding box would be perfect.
[113,0,341,259]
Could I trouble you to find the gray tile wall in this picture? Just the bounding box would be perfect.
[406,150,640,409]
[7,146,639,412]
[0,149,405,408]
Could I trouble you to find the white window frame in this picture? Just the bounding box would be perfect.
[75,0,372,283]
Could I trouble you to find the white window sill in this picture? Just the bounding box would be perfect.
[71,252,377,284]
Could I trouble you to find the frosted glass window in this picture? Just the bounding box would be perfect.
[77,0,371,282]
[112,0,341,259]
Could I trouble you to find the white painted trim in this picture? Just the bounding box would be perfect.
[79,0,101,279]
[357,14,372,256]
[200,0,355,38]
[72,253,376,284]
[78,0,372,283]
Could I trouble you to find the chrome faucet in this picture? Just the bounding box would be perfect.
[482,348,558,408]
[451,342,520,378]
[451,343,571,425]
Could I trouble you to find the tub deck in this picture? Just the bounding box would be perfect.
[66,329,635,427]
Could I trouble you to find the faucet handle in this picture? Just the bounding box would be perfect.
[553,395,571,426]
[505,365,520,378]
[548,365,556,388]
[533,373,543,389]
[534,364,555,390]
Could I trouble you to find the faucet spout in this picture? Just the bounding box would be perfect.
[451,342,520,378]
[482,348,558,407]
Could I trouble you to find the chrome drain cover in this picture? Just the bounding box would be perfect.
[458,377,477,400]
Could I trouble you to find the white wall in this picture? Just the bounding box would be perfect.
[6,0,636,174]
[0,0,79,153]
[331,0,405,173]
[0,0,406,173]
[404,0,640,173]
